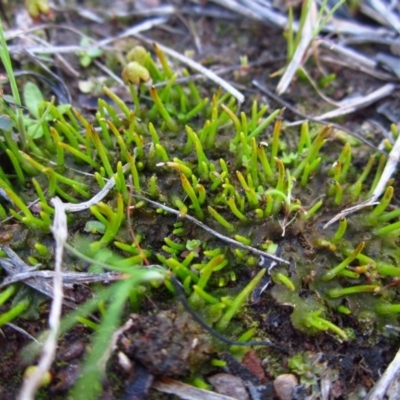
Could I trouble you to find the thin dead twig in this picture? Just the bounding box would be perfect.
[0,270,122,289]
[130,193,290,265]
[296,66,341,107]
[95,17,169,48]
[5,323,40,344]
[98,318,135,376]
[93,59,124,85]
[171,276,287,352]
[61,165,123,212]
[0,247,74,305]
[252,80,383,153]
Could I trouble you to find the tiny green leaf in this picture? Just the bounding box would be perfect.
[23,82,44,119]
[186,239,201,251]
[84,220,106,234]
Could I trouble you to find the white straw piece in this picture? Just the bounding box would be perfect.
[18,197,67,400]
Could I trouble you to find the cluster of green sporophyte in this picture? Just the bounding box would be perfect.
[1,44,400,348]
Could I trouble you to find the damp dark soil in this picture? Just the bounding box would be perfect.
[1,1,400,399]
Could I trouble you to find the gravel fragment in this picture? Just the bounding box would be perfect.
[208,373,250,400]
[273,374,298,400]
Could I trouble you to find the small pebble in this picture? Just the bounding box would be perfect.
[58,341,86,362]
[273,374,298,400]
[208,373,250,400]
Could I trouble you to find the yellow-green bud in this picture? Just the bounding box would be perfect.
[25,0,50,18]
[122,62,150,85]
[23,365,52,387]
[126,46,148,65]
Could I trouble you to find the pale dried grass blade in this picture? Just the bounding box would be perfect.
[324,129,400,228]
[6,323,39,344]
[7,17,168,56]
[319,38,378,70]
[96,17,168,48]
[314,83,395,121]
[0,249,73,305]
[61,161,130,212]
[323,16,390,36]
[368,0,400,34]
[133,33,245,104]
[276,0,317,95]
[209,0,263,21]
[62,174,118,212]
[212,0,288,27]
[0,270,122,288]
[369,132,400,201]
[99,4,175,19]
[153,377,236,400]
[18,197,67,400]
[98,318,135,376]
[93,59,125,85]
[365,346,400,400]
[319,54,393,81]
[131,193,289,265]
[75,7,105,23]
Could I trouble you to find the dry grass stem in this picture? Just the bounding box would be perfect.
[319,39,378,70]
[18,198,67,400]
[276,1,316,95]
[96,17,168,48]
[368,0,400,33]
[365,346,400,400]
[98,318,135,377]
[324,130,400,228]
[61,164,128,212]
[323,17,390,36]
[131,193,290,265]
[319,55,393,81]
[133,33,245,104]
[211,0,287,27]
[0,247,74,305]
[314,83,395,121]
[6,323,40,343]
[93,59,125,85]
[0,270,122,289]
[252,80,382,152]
[153,377,236,400]
[7,17,168,56]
